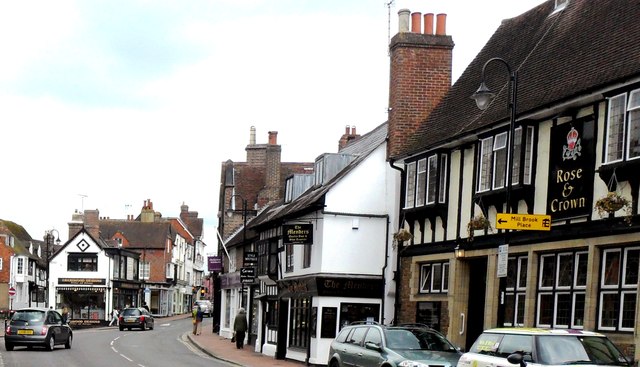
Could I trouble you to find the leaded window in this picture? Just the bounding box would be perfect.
[605,89,640,163]
[504,255,527,327]
[598,247,639,332]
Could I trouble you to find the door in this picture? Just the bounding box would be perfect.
[465,258,487,348]
[276,299,288,359]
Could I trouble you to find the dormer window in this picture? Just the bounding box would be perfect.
[404,152,448,209]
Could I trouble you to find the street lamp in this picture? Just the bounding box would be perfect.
[226,194,248,305]
[44,229,61,308]
[472,57,518,327]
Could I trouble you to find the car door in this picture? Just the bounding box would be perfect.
[342,327,368,367]
[462,333,533,367]
[358,327,384,367]
[47,311,63,343]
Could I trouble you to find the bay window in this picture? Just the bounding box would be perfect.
[404,153,449,208]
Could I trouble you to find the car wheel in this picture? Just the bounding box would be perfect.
[141,322,146,331]
[5,343,14,351]
[149,322,154,330]
[65,334,72,349]
[128,327,131,331]
[329,359,340,367]
[119,326,124,331]
[46,334,55,351]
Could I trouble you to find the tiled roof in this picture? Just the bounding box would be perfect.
[399,0,640,157]
[99,220,171,249]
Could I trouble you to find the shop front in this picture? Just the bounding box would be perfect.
[56,278,109,327]
[112,280,141,310]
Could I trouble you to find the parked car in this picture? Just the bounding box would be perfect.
[4,307,73,351]
[119,307,154,331]
[328,321,462,367]
[195,300,212,317]
[458,328,631,367]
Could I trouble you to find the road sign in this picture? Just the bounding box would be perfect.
[496,213,552,231]
[8,287,16,297]
[497,245,508,277]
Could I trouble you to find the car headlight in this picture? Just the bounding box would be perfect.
[398,361,431,367]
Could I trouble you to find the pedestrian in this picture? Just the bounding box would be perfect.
[109,308,119,327]
[192,303,198,335]
[62,305,70,324]
[142,301,149,312]
[233,307,248,349]
[195,305,204,335]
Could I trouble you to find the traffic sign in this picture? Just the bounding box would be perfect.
[8,287,16,297]
[496,213,552,231]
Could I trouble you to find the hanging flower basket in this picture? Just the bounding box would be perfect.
[467,214,491,241]
[393,228,412,242]
[594,192,632,224]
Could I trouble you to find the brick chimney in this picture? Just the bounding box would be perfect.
[387,9,454,159]
[141,199,155,223]
[261,131,282,206]
[338,125,361,151]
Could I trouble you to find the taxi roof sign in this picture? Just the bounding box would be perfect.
[496,213,552,231]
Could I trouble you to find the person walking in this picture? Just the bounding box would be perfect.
[195,305,204,335]
[109,308,119,327]
[233,307,248,349]
[192,303,198,335]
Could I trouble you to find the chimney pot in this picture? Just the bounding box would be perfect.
[436,13,447,35]
[351,126,356,135]
[250,126,256,145]
[424,13,434,35]
[411,12,422,33]
[398,9,410,33]
[345,125,350,134]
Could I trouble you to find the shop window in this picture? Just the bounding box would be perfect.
[419,262,449,293]
[289,298,310,349]
[68,253,98,272]
[504,255,527,327]
[536,251,587,329]
[339,303,379,330]
[605,89,640,163]
[598,247,639,332]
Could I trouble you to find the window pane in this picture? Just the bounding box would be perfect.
[504,294,515,326]
[420,264,432,293]
[516,294,526,326]
[540,255,555,288]
[518,257,528,289]
[575,252,588,287]
[442,263,449,292]
[478,138,493,192]
[538,293,553,326]
[512,127,522,185]
[557,253,573,288]
[416,159,426,206]
[556,293,571,326]
[606,94,626,163]
[600,292,619,328]
[493,133,508,189]
[524,127,534,184]
[506,258,517,290]
[628,90,640,159]
[624,248,640,286]
[432,263,442,292]
[405,162,416,208]
[573,293,585,327]
[438,155,447,203]
[427,155,437,204]
[603,250,621,286]
[621,292,636,329]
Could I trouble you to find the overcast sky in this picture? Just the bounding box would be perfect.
[0,0,544,249]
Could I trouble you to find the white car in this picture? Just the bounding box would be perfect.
[458,328,630,367]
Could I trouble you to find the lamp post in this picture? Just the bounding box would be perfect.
[472,57,518,327]
[44,229,61,308]
[226,194,248,307]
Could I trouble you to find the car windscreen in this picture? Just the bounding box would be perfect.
[536,335,629,366]
[11,310,45,325]
[121,309,141,316]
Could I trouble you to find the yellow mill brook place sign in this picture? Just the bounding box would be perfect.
[496,213,552,231]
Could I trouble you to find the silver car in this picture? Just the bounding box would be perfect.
[4,307,73,351]
[195,300,212,317]
[328,322,461,367]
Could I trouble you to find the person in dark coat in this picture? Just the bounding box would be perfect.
[233,307,248,349]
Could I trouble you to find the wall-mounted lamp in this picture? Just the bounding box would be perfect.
[454,244,466,259]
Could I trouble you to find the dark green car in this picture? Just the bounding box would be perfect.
[328,322,461,367]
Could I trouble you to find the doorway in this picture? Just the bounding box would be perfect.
[465,258,487,348]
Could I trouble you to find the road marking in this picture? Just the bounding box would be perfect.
[120,354,133,362]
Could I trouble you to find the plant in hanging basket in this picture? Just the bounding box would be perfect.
[467,214,491,241]
[594,192,632,222]
[393,228,412,242]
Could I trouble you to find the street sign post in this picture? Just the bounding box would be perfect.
[496,213,552,231]
[8,287,16,298]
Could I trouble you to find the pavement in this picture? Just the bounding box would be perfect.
[2,313,309,367]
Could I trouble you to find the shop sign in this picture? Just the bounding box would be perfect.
[240,267,255,284]
[243,252,258,266]
[546,118,595,220]
[283,224,313,245]
[317,277,383,298]
[208,256,222,272]
[58,278,106,285]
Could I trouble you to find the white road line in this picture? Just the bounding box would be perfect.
[120,354,133,362]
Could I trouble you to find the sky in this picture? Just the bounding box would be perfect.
[0,0,545,250]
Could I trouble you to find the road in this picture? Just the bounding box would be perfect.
[0,317,232,367]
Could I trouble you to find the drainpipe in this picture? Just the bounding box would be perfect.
[388,158,405,325]
[381,214,390,324]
